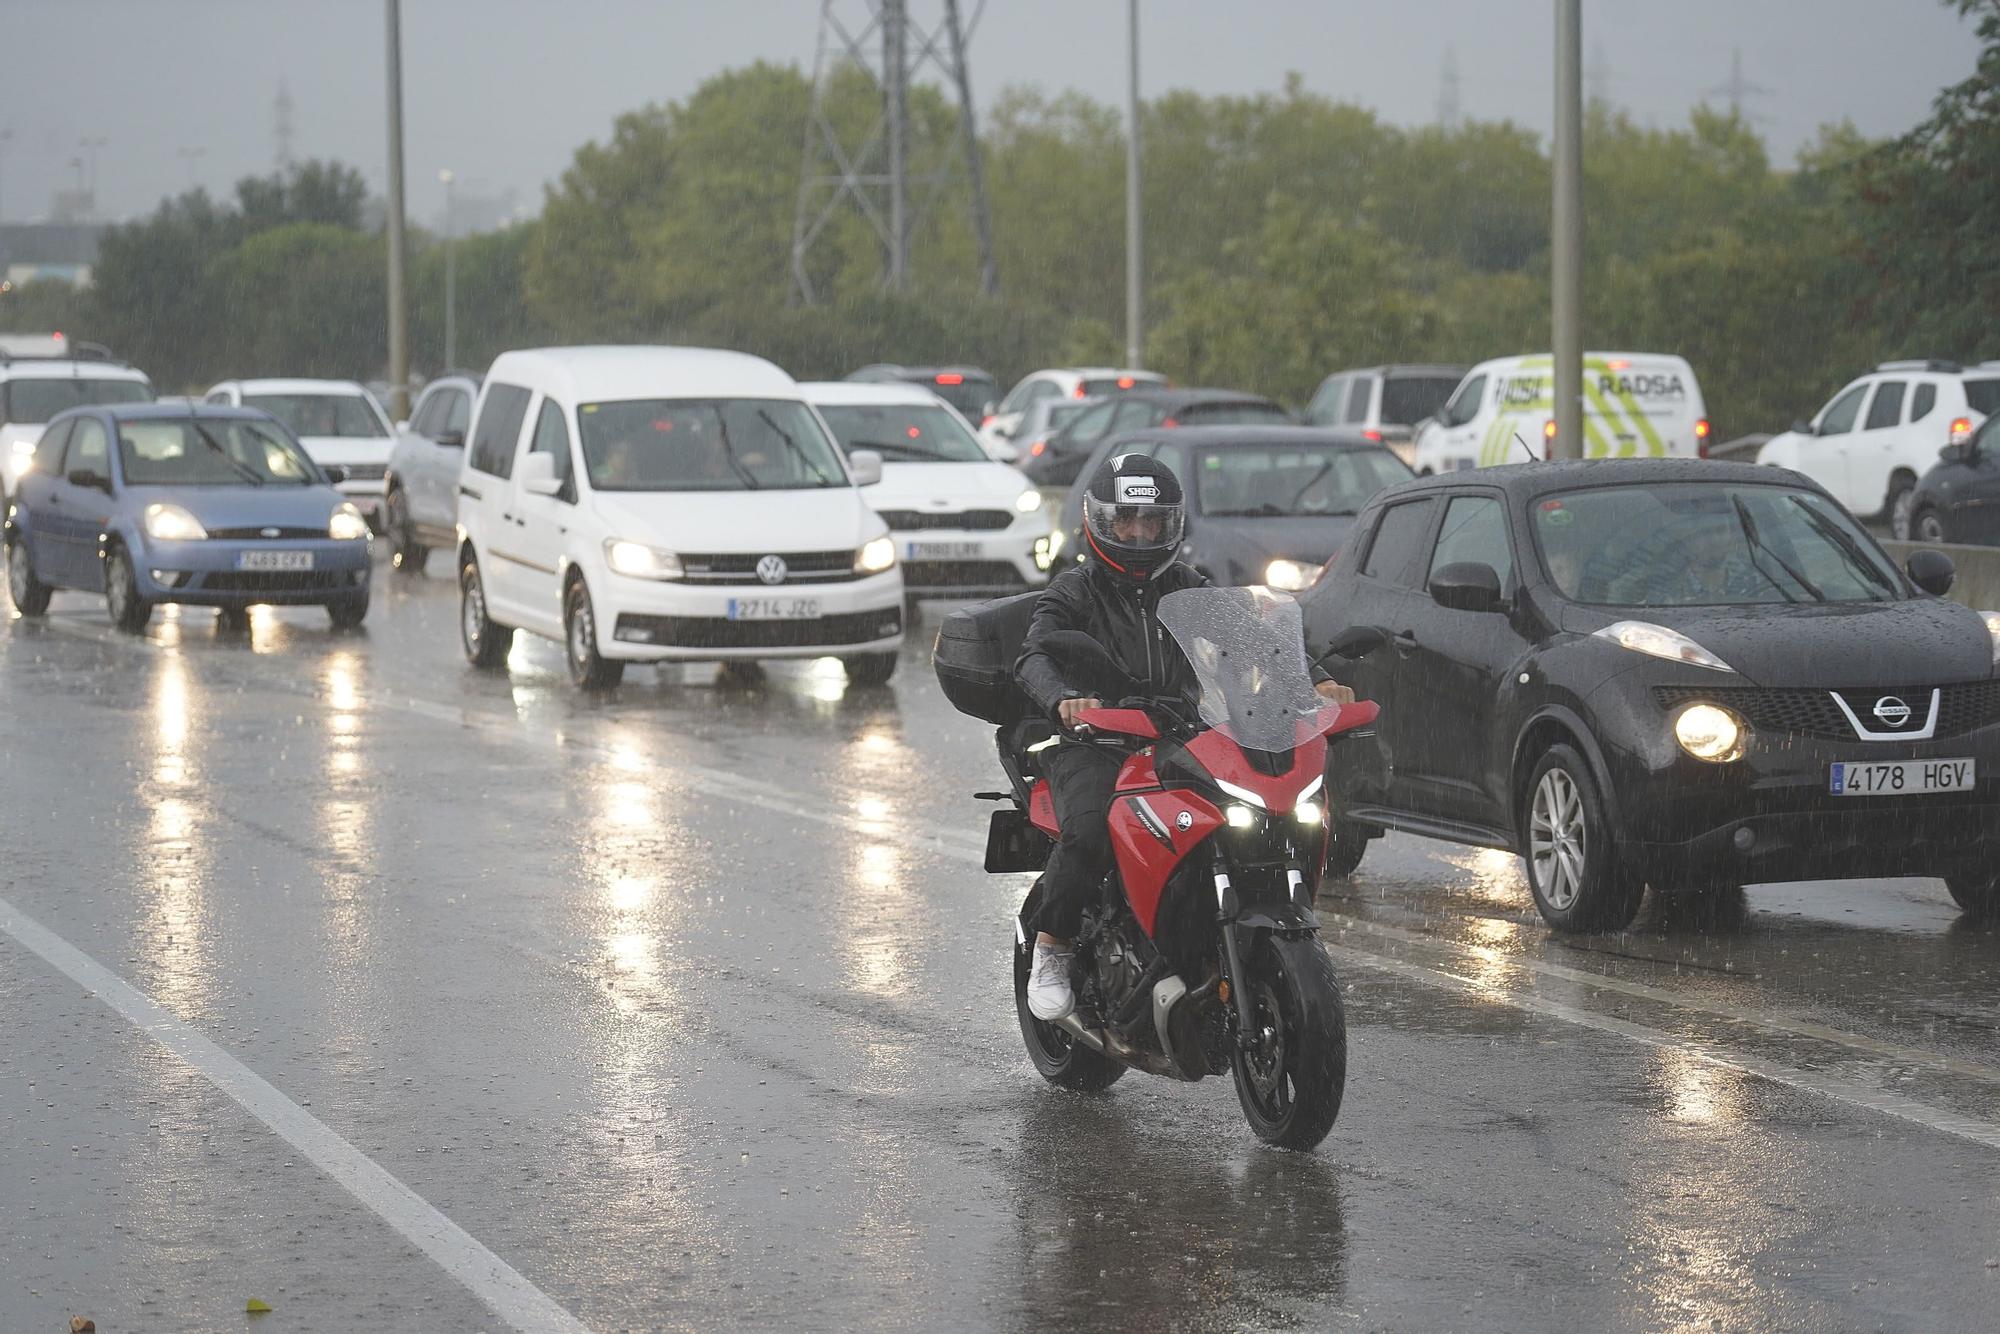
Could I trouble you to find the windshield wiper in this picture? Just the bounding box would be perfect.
[188,420,267,486]
[845,440,943,461]
[756,408,836,485]
[1784,496,1897,599]
[711,413,763,491]
[1731,496,1818,601]
[1286,460,1335,510]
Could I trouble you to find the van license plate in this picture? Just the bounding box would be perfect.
[727,597,820,620]
[905,541,982,560]
[1830,759,1974,796]
[237,550,313,572]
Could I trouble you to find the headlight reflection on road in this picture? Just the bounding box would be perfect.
[142,655,215,1016]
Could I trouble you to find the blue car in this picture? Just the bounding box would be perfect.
[4,403,373,632]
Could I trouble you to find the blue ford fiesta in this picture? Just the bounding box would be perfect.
[4,403,373,632]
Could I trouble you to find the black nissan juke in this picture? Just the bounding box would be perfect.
[1301,459,2000,933]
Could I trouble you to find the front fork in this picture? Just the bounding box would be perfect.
[1214,865,1316,1045]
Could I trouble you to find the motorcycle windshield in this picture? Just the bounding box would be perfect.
[1158,585,1322,752]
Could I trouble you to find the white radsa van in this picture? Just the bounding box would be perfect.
[1411,353,1709,474]
[455,347,905,690]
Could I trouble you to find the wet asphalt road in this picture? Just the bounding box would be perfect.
[4,553,2000,1333]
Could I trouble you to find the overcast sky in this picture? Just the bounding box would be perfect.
[3,0,1981,230]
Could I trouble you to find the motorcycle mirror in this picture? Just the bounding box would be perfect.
[1317,625,1388,663]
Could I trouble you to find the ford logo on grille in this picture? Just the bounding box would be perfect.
[1873,696,1913,728]
[260,527,280,538]
[756,555,788,586]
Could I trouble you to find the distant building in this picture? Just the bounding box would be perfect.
[0,222,105,288]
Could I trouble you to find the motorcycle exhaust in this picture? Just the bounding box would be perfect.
[1054,1012,1185,1080]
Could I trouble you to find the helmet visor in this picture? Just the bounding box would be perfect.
[1083,492,1185,556]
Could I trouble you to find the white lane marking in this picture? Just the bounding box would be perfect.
[1328,944,2000,1153]
[39,613,2000,1151]
[0,895,590,1334]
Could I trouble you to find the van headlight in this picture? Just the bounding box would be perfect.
[603,538,685,580]
[1674,703,1747,763]
[144,503,208,542]
[327,503,370,542]
[1265,558,1322,591]
[855,535,897,574]
[1594,620,1735,672]
[1015,488,1042,513]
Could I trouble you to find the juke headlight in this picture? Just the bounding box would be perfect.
[604,538,685,580]
[855,535,897,574]
[1674,703,1748,763]
[1594,619,1735,672]
[144,503,208,542]
[328,503,371,542]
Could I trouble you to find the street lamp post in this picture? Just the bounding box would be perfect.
[1551,0,1585,461]
[1125,0,1143,370]
[0,129,13,224]
[78,136,108,211]
[439,168,457,370]
[383,0,411,421]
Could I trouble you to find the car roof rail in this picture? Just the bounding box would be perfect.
[0,346,129,368]
[1874,358,1962,374]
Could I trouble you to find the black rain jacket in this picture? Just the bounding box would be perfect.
[1014,561,1210,720]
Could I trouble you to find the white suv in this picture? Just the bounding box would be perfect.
[384,371,480,573]
[454,347,905,690]
[206,378,397,528]
[979,366,1166,455]
[2,352,153,500]
[800,381,1053,607]
[1757,360,2000,536]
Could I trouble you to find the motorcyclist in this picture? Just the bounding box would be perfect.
[1013,453,1353,1021]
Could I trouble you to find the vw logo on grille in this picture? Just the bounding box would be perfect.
[1873,696,1913,728]
[260,527,281,538]
[756,555,788,586]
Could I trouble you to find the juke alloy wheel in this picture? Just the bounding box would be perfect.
[1522,744,1642,932]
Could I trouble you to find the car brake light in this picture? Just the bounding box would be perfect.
[1161,417,1179,428]
[1543,419,1557,460]
[1606,357,1630,370]
[935,373,964,385]
[980,414,995,427]
[1073,384,1088,398]
[52,330,64,341]
[1951,416,1974,445]
[1695,417,1711,458]
[1117,376,1136,389]
[1363,429,1382,442]
[1030,439,1047,456]
[906,426,922,438]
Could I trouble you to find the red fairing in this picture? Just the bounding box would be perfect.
[1186,729,1327,811]
[1301,700,1379,741]
[1076,706,1158,740]
[1106,782,1224,936]
[1028,779,1059,837]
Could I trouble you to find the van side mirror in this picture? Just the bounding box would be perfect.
[1906,548,1956,596]
[517,451,562,497]
[848,449,883,487]
[1430,561,1504,612]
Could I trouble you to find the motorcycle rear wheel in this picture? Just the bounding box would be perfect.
[1231,934,1346,1150]
[1013,929,1124,1092]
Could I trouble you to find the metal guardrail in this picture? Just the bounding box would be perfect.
[1879,539,2000,610]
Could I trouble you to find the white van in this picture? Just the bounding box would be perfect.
[799,381,1052,607]
[1410,353,1710,474]
[454,347,905,690]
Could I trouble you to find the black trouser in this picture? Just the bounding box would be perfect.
[1037,741,1125,940]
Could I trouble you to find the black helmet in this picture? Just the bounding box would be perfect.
[1082,452,1186,581]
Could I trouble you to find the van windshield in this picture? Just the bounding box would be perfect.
[7,377,153,424]
[1380,376,1460,425]
[577,398,848,492]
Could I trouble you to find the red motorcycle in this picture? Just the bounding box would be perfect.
[935,585,1381,1149]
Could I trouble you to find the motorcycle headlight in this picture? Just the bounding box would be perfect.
[855,535,897,574]
[144,503,208,542]
[1674,703,1747,763]
[1014,488,1042,514]
[604,538,684,580]
[327,503,371,542]
[1294,799,1324,826]
[1981,610,2000,668]
[1593,620,1735,673]
[1265,558,1322,592]
[1225,803,1257,830]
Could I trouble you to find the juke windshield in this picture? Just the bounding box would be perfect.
[577,398,848,492]
[1534,482,1903,607]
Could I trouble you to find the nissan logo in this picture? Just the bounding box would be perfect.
[756,555,788,586]
[1873,696,1913,728]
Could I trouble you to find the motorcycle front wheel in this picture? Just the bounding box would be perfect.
[1231,933,1347,1149]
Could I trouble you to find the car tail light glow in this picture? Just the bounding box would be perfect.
[1606,357,1630,370]
[1696,418,1711,458]
[1030,439,1047,456]
[1363,429,1382,442]
[1951,416,1974,445]
[1073,384,1088,398]
[934,373,964,385]
[1161,417,1179,428]
[1117,376,1136,389]
[980,414,995,427]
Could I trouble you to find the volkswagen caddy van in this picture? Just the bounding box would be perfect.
[454,347,905,689]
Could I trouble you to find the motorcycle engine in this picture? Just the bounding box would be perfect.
[1087,913,1151,1013]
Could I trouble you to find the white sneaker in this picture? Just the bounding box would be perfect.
[1026,940,1075,1021]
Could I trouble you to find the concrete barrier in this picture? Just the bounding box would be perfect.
[1879,539,2000,611]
